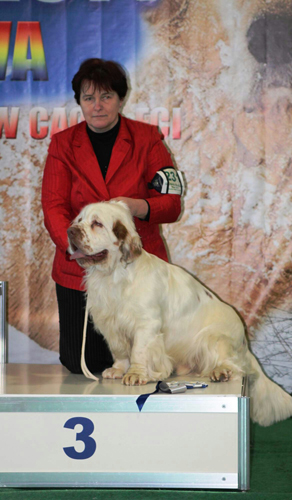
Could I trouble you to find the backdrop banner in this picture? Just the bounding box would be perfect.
[1,0,291,391]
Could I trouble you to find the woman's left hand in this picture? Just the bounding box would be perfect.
[111,197,149,219]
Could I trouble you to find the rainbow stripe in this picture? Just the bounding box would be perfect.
[11,22,48,81]
[0,22,12,80]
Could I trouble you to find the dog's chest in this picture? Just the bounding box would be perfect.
[87,277,134,338]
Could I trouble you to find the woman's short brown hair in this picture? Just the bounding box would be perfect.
[72,58,128,104]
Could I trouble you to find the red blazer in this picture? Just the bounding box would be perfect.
[42,115,181,290]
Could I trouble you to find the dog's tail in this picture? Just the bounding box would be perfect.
[247,351,292,426]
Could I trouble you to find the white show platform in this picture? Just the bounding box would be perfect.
[0,364,249,490]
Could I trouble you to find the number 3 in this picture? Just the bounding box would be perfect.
[63,417,97,460]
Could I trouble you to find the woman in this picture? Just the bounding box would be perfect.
[42,58,181,374]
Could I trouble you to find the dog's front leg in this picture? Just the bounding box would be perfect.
[102,358,130,380]
[123,363,149,386]
[122,329,158,386]
[122,321,174,386]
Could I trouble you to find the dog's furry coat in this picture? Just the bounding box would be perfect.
[68,201,292,426]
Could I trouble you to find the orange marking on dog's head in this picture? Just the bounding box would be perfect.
[113,220,128,241]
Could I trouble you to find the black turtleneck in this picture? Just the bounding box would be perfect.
[86,116,121,179]
[86,116,150,221]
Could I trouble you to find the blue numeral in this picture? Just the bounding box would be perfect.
[63,417,96,460]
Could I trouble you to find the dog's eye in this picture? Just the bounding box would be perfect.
[91,220,103,229]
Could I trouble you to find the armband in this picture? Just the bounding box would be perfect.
[148,167,185,195]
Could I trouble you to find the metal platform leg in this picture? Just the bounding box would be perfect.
[0,281,8,364]
[238,396,250,490]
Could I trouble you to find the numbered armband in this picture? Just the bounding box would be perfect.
[148,167,185,195]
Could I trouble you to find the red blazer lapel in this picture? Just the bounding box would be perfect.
[72,121,110,200]
[106,115,132,184]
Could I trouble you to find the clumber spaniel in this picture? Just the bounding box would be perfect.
[68,201,292,426]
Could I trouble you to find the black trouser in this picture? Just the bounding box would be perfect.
[56,283,113,374]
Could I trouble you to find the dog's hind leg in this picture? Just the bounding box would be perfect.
[207,336,235,381]
[191,326,245,382]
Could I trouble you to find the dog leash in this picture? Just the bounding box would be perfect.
[136,381,208,411]
[80,298,99,381]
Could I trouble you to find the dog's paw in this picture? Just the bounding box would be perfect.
[122,372,149,386]
[210,368,232,382]
[102,367,124,379]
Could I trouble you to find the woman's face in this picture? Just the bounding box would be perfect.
[80,81,123,133]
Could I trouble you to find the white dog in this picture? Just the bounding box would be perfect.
[68,201,292,426]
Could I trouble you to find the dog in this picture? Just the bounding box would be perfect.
[67,200,292,427]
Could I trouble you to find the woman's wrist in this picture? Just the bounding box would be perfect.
[111,197,149,220]
[133,199,149,219]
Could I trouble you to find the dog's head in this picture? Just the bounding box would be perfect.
[67,201,142,271]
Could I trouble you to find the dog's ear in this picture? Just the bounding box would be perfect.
[113,219,142,265]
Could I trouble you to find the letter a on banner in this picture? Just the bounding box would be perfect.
[11,22,48,81]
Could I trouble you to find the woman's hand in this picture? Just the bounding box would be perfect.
[111,197,149,219]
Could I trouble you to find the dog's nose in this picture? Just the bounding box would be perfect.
[67,226,78,238]
[247,14,292,66]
